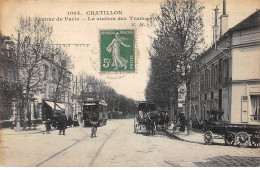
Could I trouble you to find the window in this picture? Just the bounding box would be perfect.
[215,64,219,85]
[219,59,223,84]
[205,69,208,89]
[191,85,193,98]
[44,65,49,80]
[200,72,204,91]
[52,68,56,80]
[211,64,214,87]
[251,95,260,122]
[223,59,229,82]
[208,69,210,88]
[195,82,199,98]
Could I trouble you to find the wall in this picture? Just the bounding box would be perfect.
[232,27,260,81]
[231,82,260,125]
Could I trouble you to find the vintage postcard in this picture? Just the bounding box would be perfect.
[0,0,260,167]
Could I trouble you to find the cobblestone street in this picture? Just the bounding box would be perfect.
[1,119,259,167]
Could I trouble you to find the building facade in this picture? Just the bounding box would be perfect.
[0,33,19,120]
[34,54,73,120]
[190,10,260,125]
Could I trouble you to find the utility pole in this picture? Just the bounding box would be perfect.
[75,76,77,120]
[16,31,21,131]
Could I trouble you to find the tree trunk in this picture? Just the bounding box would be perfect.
[186,80,191,135]
[173,86,178,118]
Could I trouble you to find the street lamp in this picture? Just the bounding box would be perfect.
[16,31,21,131]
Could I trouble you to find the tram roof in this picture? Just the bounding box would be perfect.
[83,100,108,106]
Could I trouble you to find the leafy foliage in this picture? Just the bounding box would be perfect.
[74,71,136,115]
[146,0,204,112]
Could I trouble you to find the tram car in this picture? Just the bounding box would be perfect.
[82,99,108,127]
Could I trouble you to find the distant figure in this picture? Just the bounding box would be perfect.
[67,115,73,127]
[73,115,79,127]
[91,122,98,138]
[57,113,67,135]
[178,113,186,132]
[91,113,99,138]
[46,118,51,134]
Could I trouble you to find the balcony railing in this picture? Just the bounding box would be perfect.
[250,115,260,122]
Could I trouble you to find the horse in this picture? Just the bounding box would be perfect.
[145,112,156,135]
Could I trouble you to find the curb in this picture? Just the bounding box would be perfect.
[165,130,205,145]
[165,130,185,141]
[1,130,43,135]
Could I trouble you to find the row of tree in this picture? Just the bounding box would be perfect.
[145,0,204,116]
[73,71,137,116]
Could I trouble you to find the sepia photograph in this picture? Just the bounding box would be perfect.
[0,0,259,167]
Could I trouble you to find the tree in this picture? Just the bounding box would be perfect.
[16,16,53,126]
[146,0,204,129]
[48,47,73,108]
[73,71,136,118]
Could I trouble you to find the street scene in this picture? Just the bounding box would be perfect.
[1,119,260,167]
[0,0,260,167]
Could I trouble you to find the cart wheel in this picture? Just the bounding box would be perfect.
[204,131,214,145]
[235,132,249,148]
[225,132,235,146]
[250,134,259,147]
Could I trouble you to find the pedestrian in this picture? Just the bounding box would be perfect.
[67,115,73,127]
[57,113,67,135]
[178,112,186,132]
[91,112,98,138]
[46,118,51,134]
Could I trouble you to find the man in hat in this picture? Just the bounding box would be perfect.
[57,112,67,135]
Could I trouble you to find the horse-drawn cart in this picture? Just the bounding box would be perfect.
[134,102,156,135]
[204,120,260,147]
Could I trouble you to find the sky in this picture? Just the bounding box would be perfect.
[1,0,259,101]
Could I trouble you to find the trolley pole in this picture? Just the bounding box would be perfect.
[16,31,21,131]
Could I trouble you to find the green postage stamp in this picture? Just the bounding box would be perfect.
[100,29,135,72]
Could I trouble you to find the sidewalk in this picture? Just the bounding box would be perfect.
[0,124,45,135]
[165,126,225,145]
[166,128,205,144]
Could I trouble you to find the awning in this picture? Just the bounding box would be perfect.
[45,101,61,111]
[56,103,65,110]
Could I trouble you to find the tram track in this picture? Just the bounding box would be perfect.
[89,122,126,166]
[35,121,126,167]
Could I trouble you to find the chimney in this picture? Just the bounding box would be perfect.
[220,0,229,36]
[213,6,219,44]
